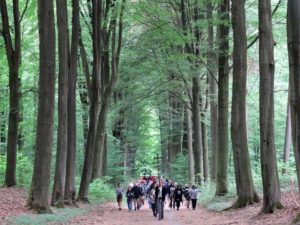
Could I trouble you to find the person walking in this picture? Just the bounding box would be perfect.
[169,182,176,209]
[155,179,167,220]
[183,184,191,209]
[126,185,134,211]
[149,184,157,217]
[174,184,183,210]
[115,183,124,210]
[132,182,142,210]
[190,185,198,210]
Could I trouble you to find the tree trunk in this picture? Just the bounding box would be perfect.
[158,109,169,176]
[102,134,107,176]
[65,0,79,206]
[216,0,230,196]
[207,1,218,183]
[51,0,69,207]
[186,105,195,184]
[92,0,126,180]
[78,29,91,146]
[282,91,291,175]
[1,0,21,187]
[0,111,6,144]
[201,92,209,183]
[18,96,23,151]
[287,0,300,195]
[77,0,102,203]
[259,0,282,213]
[192,77,203,185]
[28,0,56,212]
[230,0,259,208]
[0,110,6,145]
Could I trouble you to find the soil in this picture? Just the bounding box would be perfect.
[1,187,300,225]
[69,192,300,225]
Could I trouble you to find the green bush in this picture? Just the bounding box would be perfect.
[169,153,189,185]
[0,153,33,187]
[88,176,115,203]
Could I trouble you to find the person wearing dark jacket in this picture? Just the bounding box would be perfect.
[126,185,134,211]
[169,182,176,209]
[132,183,142,210]
[155,179,167,220]
[183,184,191,209]
[174,184,183,210]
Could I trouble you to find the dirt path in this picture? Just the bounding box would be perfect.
[68,193,300,225]
[1,187,300,225]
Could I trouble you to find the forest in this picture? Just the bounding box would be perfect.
[1,0,300,224]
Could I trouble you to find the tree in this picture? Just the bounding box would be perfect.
[259,0,283,213]
[216,0,230,196]
[207,1,218,182]
[185,104,195,184]
[51,0,69,207]
[92,0,126,179]
[65,0,80,206]
[282,91,291,175]
[230,0,259,208]
[0,0,21,187]
[287,0,300,193]
[28,0,56,212]
[77,0,102,202]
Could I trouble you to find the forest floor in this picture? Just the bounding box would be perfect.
[2,187,300,225]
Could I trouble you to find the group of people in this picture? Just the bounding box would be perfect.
[115,177,199,221]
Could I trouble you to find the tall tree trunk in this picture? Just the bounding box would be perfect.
[28,0,56,212]
[230,0,259,208]
[102,134,107,176]
[18,95,23,151]
[159,109,169,176]
[1,0,21,187]
[282,92,291,175]
[192,77,203,185]
[216,0,230,196]
[186,105,195,184]
[201,92,209,183]
[259,0,282,213]
[0,110,7,144]
[92,0,126,180]
[78,31,91,145]
[287,0,300,195]
[65,0,79,206]
[0,110,6,145]
[51,0,69,207]
[207,1,218,182]
[77,0,102,203]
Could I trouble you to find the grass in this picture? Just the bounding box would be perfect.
[6,177,115,225]
[6,206,92,225]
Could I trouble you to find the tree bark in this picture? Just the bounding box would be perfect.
[282,91,291,175]
[216,0,230,196]
[287,0,300,196]
[186,105,195,184]
[77,0,102,203]
[207,1,218,182]
[0,110,6,145]
[92,0,126,180]
[65,0,79,206]
[1,0,21,187]
[230,0,259,208]
[192,76,203,185]
[51,0,69,207]
[259,0,282,213]
[28,0,56,212]
[158,108,169,176]
[201,91,209,183]
[102,134,107,176]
